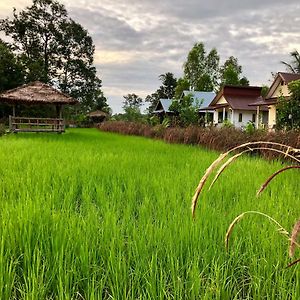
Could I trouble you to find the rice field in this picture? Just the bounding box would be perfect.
[0,128,299,299]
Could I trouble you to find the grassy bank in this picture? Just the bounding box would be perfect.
[0,128,299,299]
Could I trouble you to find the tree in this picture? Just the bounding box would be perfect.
[169,94,200,127]
[220,56,249,86]
[281,50,300,74]
[276,80,300,130]
[183,42,220,91]
[0,0,108,114]
[174,77,190,99]
[0,40,25,119]
[0,40,24,92]
[158,72,177,99]
[122,93,143,121]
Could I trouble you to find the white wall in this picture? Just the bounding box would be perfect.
[232,110,255,128]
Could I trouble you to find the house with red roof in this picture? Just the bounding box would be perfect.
[203,85,268,128]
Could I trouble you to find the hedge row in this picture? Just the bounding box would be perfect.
[99,121,300,159]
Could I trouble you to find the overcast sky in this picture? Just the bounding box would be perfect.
[1,0,300,113]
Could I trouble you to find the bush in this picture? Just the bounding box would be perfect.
[99,121,300,160]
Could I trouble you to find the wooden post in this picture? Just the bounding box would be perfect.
[12,105,16,117]
[222,107,226,122]
[256,106,260,129]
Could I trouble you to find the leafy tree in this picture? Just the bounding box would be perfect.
[220,56,249,86]
[0,40,24,92]
[174,77,190,99]
[158,72,177,99]
[169,94,200,127]
[276,80,300,130]
[183,42,220,91]
[261,85,269,98]
[93,91,111,114]
[0,0,108,114]
[281,50,300,74]
[0,40,25,119]
[122,93,143,121]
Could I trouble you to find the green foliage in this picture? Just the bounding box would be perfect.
[0,0,109,114]
[245,121,255,134]
[276,80,300,130]
[170,94,200,126]
[220,56,249,86]
[183,42,220,91]
[0,40,25,92]
[174,77,190,99]
[261,85,269,98]
[222,119,234,128]
[120,93,144,122]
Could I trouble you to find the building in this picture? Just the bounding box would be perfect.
[203,85,268,128]
[250,72,300,129]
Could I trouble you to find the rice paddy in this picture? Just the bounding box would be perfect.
[0,128,299,299]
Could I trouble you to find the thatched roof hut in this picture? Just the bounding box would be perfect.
[88,110,108,118]
[0,81,77,105]
[0,81,78,133]
[87,110,109,124]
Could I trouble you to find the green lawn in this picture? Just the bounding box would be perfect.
[0,128,299,299]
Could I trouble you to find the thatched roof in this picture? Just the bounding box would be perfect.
[88,110,108,118]
[0,81,78,105]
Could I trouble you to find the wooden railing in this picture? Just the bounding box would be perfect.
[9,116,65,133]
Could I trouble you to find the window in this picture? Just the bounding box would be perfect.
[218,111,223,123]
[238,113,243,122]
[252,114,256,123]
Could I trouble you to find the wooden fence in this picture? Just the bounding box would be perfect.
[9,116,65,133]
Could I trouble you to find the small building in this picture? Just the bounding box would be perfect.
[203,85,268,129]
[153,98,173,121]
[181,90,216,125]
[250,72,300,129]
[87,110,109,124]
[0,81,77,133]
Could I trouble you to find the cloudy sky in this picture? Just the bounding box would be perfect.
[1,0,300,113]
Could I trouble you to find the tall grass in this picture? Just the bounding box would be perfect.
[0,128,299,299]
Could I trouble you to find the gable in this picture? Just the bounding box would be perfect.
[215,95,228,105]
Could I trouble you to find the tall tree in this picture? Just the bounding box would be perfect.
[122,93,143,121]
[158,72,177,99]
[220,56,249,86]
[0,0,108,113]
[281,50,300,74]
[174,77,190,99]
[0,40,24,92]
[183,42,220,91]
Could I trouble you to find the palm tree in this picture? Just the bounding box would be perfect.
[281,50,300,73]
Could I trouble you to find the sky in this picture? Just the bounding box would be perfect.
[0,0,300,113]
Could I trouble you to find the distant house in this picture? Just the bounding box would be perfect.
[249,72,300,129]
[181,90,216,124]
[203,85,268,129]
[153,91,216,124]
[153,98,173,121]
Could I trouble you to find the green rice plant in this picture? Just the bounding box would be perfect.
[1,129,300,298]
[192,141,300,268]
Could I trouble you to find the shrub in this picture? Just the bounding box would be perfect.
[99,121,300,160]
